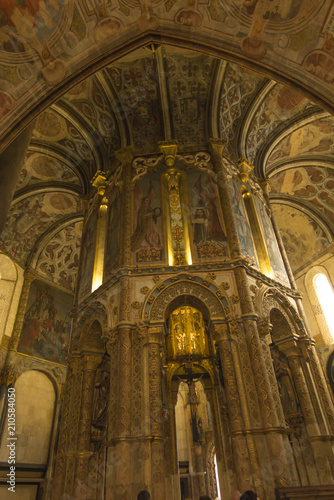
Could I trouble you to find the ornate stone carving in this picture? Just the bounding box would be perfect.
[149,280,225,321]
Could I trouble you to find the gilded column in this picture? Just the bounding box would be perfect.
[211,323,254,494]
[116,147,134,267]
[209,139,243,259]
[148,325,165,500]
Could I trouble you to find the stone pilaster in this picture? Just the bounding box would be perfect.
[211,323,254,494]
[285,350,333,483]
[116,147,134,267]
[148,325,165,500]
[209,139,243,259]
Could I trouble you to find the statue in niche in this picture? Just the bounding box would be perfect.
[271,348,298,415]
[92,359,110,428]
[188,380,203,445]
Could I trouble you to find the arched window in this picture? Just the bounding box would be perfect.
[314,273,334,340]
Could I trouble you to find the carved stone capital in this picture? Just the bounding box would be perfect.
[115,146,134,165]
[238,157,254,183]
[135,321,148,340]
[208,138,225,156]
[257,316,272,337]
[148,325,163,344]
[210,323,229,343]
[82,354,101,371]
[159,140,178,166]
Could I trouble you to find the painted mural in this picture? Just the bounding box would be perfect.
[131,175,164,263]
[272,203,329,271]
[33,110,94,169]
[78,207,98,300]
[107,53,162,152]
[166,51,214,148]
[0,192,78,263]
[229,180,259,268]
[267,117,334,165]
[253,195,289,285]
[187,171,228,260]
[270,166,334,223]
[16,152,81,190]
[104,187,121,277]
[219,63,265,156]
[246,83,311,163]
[18,278,73,365]
[36,221,83,291]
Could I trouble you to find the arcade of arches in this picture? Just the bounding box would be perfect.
[1,2,334,500]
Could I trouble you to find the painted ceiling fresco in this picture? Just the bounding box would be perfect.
[0,1,333,151]
[271,204,330,272]
[1,32,334,284]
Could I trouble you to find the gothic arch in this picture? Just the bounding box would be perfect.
[76,302,108,352]
[145,276,227,323]
[258,287,304,340]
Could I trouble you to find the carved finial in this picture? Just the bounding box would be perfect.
[91,171,107,196]
[238,157,254,183]
[159,141,178,166]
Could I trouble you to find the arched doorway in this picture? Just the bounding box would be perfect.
[165,305,224,500]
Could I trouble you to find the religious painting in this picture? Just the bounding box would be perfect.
[187,171,228,261]
[253,195,289,285]
[78,207,98,300]
[104,187,121,278]
[17,278,73,364]
[271,204,329,272]
[229,180,259,268]
[131,175,164,264]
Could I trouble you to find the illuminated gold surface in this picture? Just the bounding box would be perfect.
[242,191,273,278]
[92,198,108,292]
[163,168,192,266]
[169,306,208,357]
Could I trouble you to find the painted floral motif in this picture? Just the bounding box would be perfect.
[166,52,214,148]
[271,203,329,271]
[16,152,81,190]
[0,192,78,263]
[246,84,312,163]
[219,63,265,155]
[267,117,334,165]
[270,166,334,222]
[36,221,83,291]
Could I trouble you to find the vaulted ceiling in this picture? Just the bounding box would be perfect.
[1,42,333,291]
